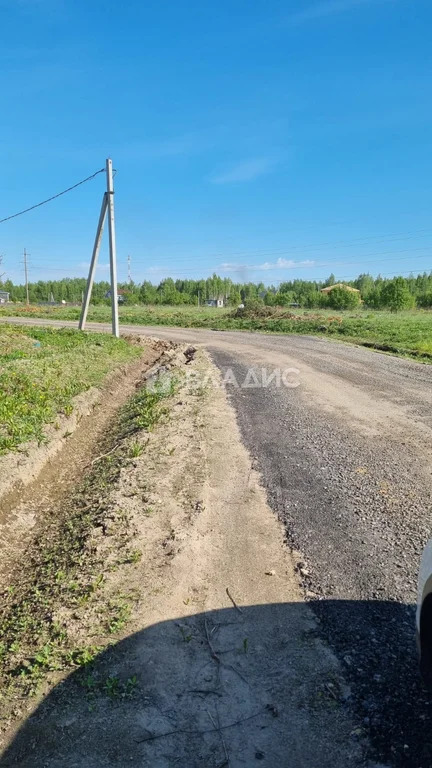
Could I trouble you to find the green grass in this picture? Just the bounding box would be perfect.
[0,324,141,453]
[0,302,230,327]
[229,307,432,360]
[0,376,175,702]
[1,303,432,361]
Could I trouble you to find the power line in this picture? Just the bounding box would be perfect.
[24,249,432,274]
[204,229,432,258]
[116,244,432,268]
[8,267,430,283]
[0,168,105,224]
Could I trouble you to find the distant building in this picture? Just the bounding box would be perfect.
[0,291,10,303]
[105,288,127,304]
[205,296,225,308]
[320,283,360,295]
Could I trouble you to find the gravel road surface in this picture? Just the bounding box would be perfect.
[3,317,432,767]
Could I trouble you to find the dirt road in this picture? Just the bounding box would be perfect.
[1,347,368,768]
[2,317,432,766]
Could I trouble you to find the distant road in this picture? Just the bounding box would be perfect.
[3,314,432,766]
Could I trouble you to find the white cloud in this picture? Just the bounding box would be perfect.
[287,0,388,25]
[221,258,316,272]
[211,157,277,184]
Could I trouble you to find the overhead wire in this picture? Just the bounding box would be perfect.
[15,265,431,281]
[0,168,105,224]
[204,229,432,258]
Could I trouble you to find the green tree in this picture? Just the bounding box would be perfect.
[327,286,361,310]
[417,292,432,308]
[324,273,336,287]
[380,277,415,312]
[365,286,383,309]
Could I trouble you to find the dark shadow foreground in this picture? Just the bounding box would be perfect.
[1,600,430,768]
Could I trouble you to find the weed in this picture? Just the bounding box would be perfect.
[179,626,193,643]
[119,549,142,565]
[81,673,98,693]
[125,675,139,696]
[104,676,120,698]
[106,598,132,634]
[67,646,101,667]
[129,441,144,458]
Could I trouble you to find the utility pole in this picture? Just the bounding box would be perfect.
[79,193,107,330]
[106,158,119,338]
[23,248,29,305]
[79,158,119,337]
[127,254,131,284]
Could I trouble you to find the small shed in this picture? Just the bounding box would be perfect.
[0,291,10,304]
[205,296,225,308]
[105,289,127,304]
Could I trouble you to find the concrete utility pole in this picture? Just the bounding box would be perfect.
[23,248,29,305]
[79,193,108,331]
[79,158,119,337]
[106,158,119,338]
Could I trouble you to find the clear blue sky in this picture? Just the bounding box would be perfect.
[1,0,432,287]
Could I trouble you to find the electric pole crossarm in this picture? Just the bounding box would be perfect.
[79,192,108,331]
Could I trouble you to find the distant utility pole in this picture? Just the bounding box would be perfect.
[23,248,29,305]
[79,158,119,337]
[127,254,132,284]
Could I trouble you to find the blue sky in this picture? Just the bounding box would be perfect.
[1,0,432,287]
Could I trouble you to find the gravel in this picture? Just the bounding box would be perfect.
[210,344,432,768]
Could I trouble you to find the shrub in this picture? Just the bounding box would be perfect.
[327,286,361,310]
[417,292,432,309]
[381,278,415,312]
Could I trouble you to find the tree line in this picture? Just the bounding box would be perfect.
[1,271,432,311]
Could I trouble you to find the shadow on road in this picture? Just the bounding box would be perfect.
[1,600,431,768]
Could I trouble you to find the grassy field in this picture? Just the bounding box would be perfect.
[1,303,432,361]
[0,324,141,453]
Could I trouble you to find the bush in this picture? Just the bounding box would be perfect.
[327,286,361,310]
[417,292,432,309]
[380,278,415,312]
